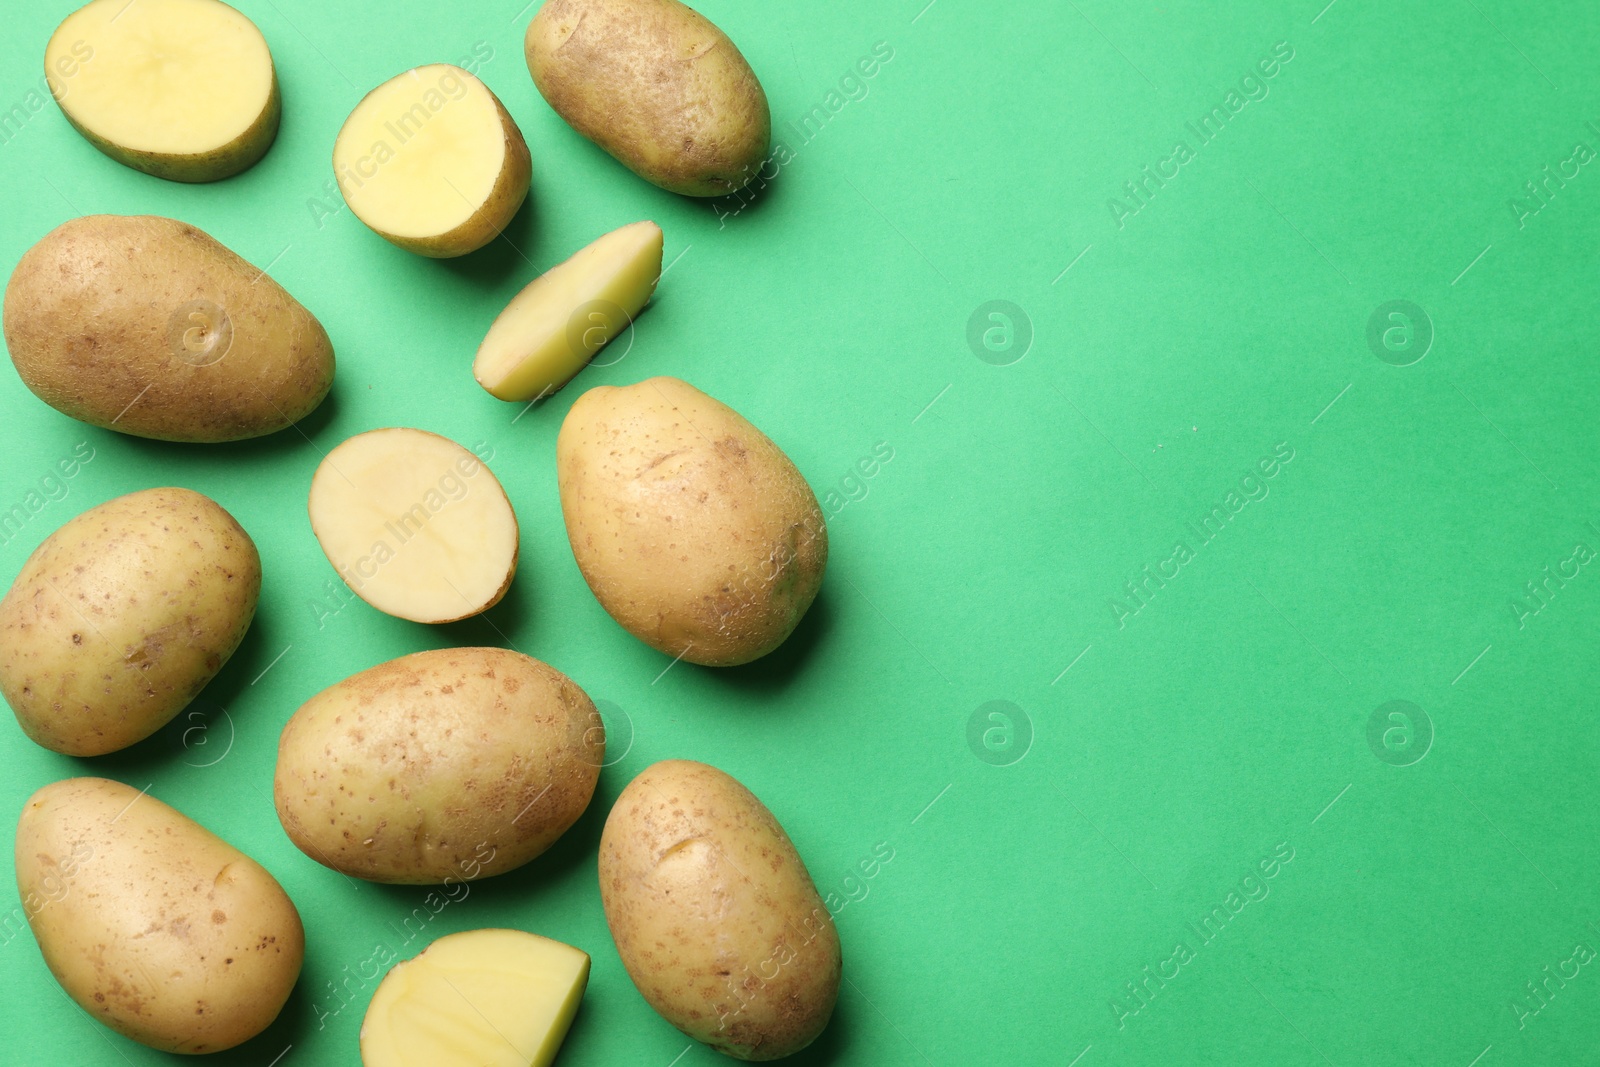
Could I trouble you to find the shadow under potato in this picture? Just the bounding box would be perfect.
[85,609,275,781]
[97,383,341,470]
[435,192,540,288]
[700,587,833,698]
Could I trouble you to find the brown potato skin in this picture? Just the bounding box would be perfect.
[57,69,281,182]
[273,647,603,885]
[600,760,840,1060]
[557,377,827,667]
[15,777,304,1054]
[0,487,261,756]
[526,0,771,196]
[3,214,335,442]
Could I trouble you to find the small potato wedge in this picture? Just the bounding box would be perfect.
[474,221,663,402]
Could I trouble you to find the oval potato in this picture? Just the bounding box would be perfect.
[600,760,840,1060]
[526,0,771,196]
[0,487,261,756]
[15,777,304,1054]
[3,214,336,442]
[557,376,827,667]
[274,647,603,884]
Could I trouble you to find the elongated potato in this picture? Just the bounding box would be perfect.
[557,377,827,666]
[474,220,663,402]
[274,647,603,884]
[526,0,771,196]
[47,0,281,182]
[3,214,335,442]
[0,488,260,756]
[15,777,304,1054]
[361,929,590,1067]
[308,429,519,623]
[335,64,531,257]
[600,760,840,1060]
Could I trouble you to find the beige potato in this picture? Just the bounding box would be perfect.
[0,488,260,756]
[47,0,281,182]
[335,64,531,257]
[274,647,603,884]
[15,777,304,1054]
[526,0,770,196]
[600,760,840,1060]
[474,220,663,402]
[3,214,335,442]
[361,929,590,1067]
[308,429,519,624]
[557,377,827,667]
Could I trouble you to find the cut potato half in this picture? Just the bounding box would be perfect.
[46,0,280,182]
[361,929,589,1067]
[475,221,664,402]
[335,64,531,258]
[308,428,518,624]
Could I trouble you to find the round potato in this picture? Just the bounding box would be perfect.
[3,214,336,442]
[600,760,840,1060]
[274,647,603,885]
[0,487,260,756]
[15,777,304,1054]
[557,376,827,667]
[526,0,771,196]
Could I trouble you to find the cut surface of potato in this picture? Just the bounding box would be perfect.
[334,64,530,257]
[47,0,280,182]
[475,221,664,402]
[361,929,589,1067]
[309,429,518,623]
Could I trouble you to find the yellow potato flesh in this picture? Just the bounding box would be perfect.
[361,929,589,1067]
[475,221,664,402]
[308,429,518,623]
[335,65,509,243]
[48,0,275,158]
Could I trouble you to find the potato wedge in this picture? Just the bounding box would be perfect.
[474,221,663,402]
[308,429,518,623]
[335,64,530,257]
[361,930,589,1067]
[46,0,280,182]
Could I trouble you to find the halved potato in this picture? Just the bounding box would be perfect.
[474,221,663,403]
[334,64,531,257]
[308,429,518,623]
[46,0,280,182]
[360,929,589,1067]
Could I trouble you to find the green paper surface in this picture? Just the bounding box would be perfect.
[2,0,1599,1063]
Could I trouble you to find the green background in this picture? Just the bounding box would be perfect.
[2,0,1598,1063]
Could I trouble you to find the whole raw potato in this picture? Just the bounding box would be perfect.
[600,760,840,1060]
[526,0,771,196]
[15,777,305,1054]
[274,647,604,884]
[3,214,335,442]
[558,377,826,667]
[0,487,261,756]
